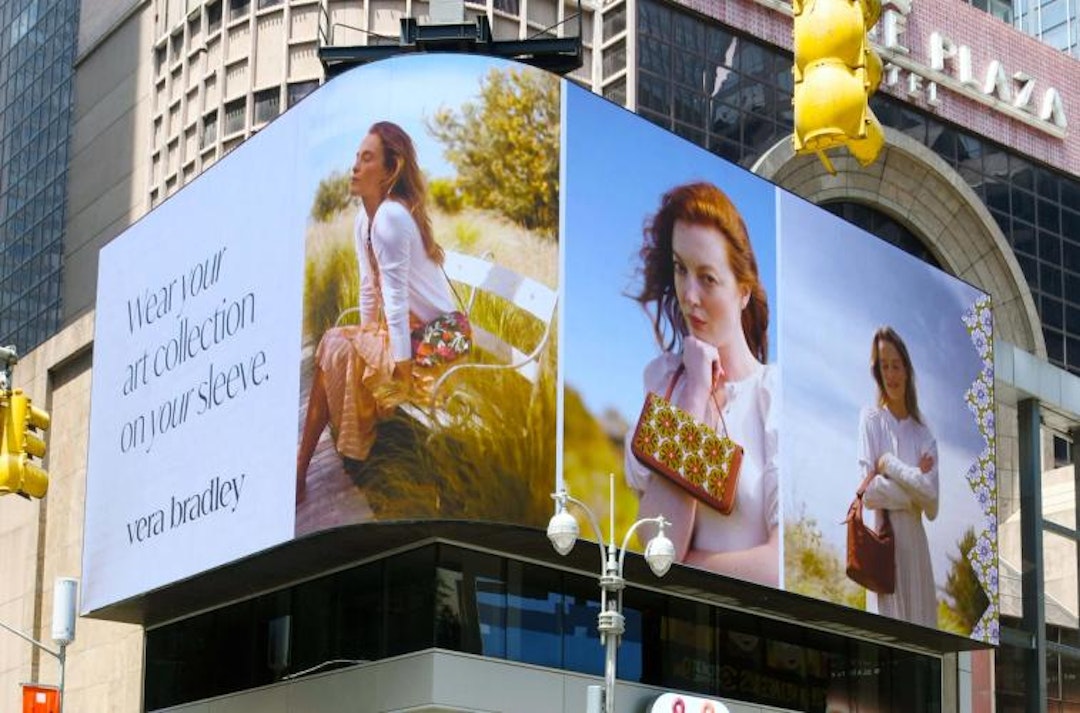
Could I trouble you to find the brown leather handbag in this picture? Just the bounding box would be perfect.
[845,471,895,594]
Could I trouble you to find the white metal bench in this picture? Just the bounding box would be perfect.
[335,250,558,429]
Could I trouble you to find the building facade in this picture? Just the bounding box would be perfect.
[0,0,1078,712]
[0,0,77,352]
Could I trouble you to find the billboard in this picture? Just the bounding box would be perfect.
[82,53,996,644]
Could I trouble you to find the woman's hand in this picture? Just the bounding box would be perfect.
[392,359,413,398]
[877,452,934,475]
[676,336,724,420]
[682,335,723,392]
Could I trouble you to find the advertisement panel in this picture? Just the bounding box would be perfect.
[778,194,998,641]
[82,53,996,644]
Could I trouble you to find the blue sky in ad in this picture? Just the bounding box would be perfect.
[779,190,988,590]
[295,54,510,202]
[563,84,778,425]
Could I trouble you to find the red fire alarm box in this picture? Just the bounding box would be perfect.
[22,684,60,713]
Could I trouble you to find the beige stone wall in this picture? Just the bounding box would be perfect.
[0,474,43,711]
[0,314,144,713]
[64,5,155,327]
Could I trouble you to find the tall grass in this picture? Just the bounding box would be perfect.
[302,203,558,528]
[784,513,865,609]
[303,210,358,342]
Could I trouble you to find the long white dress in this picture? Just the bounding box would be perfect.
[625,353,779,555]
[858,405,939,627]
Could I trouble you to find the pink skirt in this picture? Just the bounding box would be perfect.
[315,318,437,461]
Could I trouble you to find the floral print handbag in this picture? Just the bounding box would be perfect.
[410,310,472,367]
[630,365,744,515]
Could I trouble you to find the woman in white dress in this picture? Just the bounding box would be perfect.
[859,326,939,626]
[624,182,779,587]
[296,121,455,502]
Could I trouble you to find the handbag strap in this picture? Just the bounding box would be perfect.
[665,364,731,439]
[363,219,387,323]
[440,264,467,313]
[852,469,891,529]
[855,469,876,498]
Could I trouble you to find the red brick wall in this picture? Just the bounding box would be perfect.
[669,0,1080,176]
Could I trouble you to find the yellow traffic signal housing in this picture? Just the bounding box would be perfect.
[792,0,885,172]
[0,389,50,499]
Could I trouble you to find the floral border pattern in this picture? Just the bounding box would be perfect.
[962,295,999,645]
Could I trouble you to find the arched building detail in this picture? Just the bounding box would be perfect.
[753,128,1046,358]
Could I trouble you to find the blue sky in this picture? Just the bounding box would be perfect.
[294,54,513,205]
[779,190,989,593]
[562,84,778,425]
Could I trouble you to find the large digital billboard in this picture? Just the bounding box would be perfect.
[82,53,996,644]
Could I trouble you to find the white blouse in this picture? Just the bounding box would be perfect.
[859,405,939,627]
[356,201,455,362]
[625,352,779,552]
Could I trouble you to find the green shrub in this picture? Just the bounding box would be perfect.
[429,177,464,214]
[452,221,481,251]
[310,171,351,223]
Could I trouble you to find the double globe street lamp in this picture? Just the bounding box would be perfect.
[547,475,676,713]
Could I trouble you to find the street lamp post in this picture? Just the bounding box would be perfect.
[547,474,676,713]
[0,577,78,713]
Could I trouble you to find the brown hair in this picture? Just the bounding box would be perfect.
[634,182,769,361]
[870,326,923,424]
[369,121,444,264]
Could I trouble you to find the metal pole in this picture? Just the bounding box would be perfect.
[0,619,60,658]
[604,622,616,713]
[58,643,66,713]
[0,618,64,709]
[1018,398,1047,713]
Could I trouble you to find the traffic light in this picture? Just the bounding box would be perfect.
[792,0,885,172]
[0,389,50,499]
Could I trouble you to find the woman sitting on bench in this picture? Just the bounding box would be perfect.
[296,121,455,502]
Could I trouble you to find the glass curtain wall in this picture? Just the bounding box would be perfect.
[145,543,943,712]
[0,0,76,351]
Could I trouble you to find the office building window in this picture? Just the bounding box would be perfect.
[253,88,279,124]
[201,110,217,149]
[603,3,627,41]
[603,39,626,79]
[287,80,318,108]
[230,0,250,22]
[223,97,246,136]
[207,1,222,34]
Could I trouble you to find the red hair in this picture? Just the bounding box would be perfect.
[635,182,769,362]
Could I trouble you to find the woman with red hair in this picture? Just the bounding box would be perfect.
[625,182,778,586]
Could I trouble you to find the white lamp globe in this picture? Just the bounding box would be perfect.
[547,509,579,556]
[644,531,676,578]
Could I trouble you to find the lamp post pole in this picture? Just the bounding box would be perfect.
[548,474,675,713]
[0,577,78,713]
